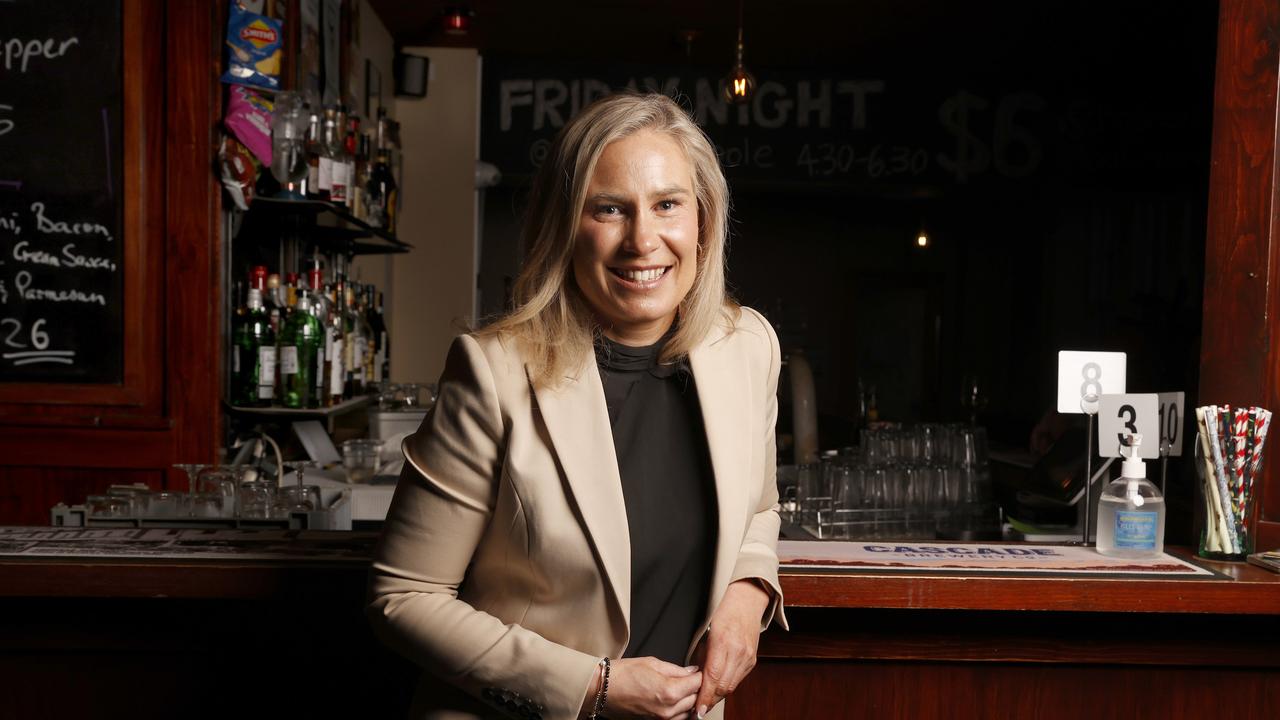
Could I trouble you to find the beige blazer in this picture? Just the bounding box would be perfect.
[366,306,788,720]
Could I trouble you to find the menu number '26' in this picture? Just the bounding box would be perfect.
[0,317,73,367]
[1056,351,1127,414]
[2,318,50,350]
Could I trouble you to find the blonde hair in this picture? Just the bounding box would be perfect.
[479,92,738,387]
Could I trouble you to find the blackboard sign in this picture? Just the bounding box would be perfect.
[0,0,124,384]
[480,59,1204,192]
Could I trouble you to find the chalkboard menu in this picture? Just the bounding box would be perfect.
[480,59,1207,191]
[0,1,124,384]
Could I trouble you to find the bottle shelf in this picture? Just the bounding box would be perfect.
[225,393,374,420]
[241,197,411,256]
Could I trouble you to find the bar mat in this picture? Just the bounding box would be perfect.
[0,527,377,563]
[779,540,1224,578]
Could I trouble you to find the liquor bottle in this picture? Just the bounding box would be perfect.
[279,279,323,409]
[304,109,321,198]
[344,115,361,211]
[343,284,371,396]
[232,281,247,320]
[360,287,376,386]
[330,106,350,205]
[304,264,331,407]
[352,131,371,222]
[283,272,299,312]
[366,287,389,385]
[368,145,398,234]
[265,271,283,335]
[231,281,276,407]
[326,280,346,406]
[317,107,338,201]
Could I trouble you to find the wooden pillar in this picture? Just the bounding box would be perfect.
[1199,0,1280,551]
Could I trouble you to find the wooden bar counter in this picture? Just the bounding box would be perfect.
[3,537,1278,718]
[732,549,1280,719]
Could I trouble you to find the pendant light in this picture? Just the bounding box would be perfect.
[722,0,756,104]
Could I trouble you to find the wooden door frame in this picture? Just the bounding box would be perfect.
[0,0,222,496]
[1199,0,1280,551]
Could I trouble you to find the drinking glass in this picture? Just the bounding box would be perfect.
[85,494,127,520]
[189,493,227,519]
[198,466,240,508]
[274,461,322,518]
[342,439,384,483]
[270,92,309,199]
[173,463,208,497]
[399,383,422,408]
[144,491,190,518]
[238,481,276,519]
[108,485,150,516]
[961,374,989,426]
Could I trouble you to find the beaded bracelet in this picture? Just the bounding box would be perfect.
[589,657,610,719]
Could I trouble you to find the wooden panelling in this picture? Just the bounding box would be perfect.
[1199,0,1280,551]
[0,467,163,526]
[730,661,1279,720]
[163,0,224,471]
[0,0,223,522]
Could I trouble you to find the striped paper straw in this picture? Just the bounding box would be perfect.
[1205,408,1242,554]
[1196,408,1228,553]
[1233,408,1249,518]
[1247,409,1271,508]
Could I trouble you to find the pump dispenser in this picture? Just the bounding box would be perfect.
[1096,433,1166,557]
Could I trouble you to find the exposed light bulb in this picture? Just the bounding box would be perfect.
[916,232,930,248]
[724,63,756,104]
[722,5,755,104]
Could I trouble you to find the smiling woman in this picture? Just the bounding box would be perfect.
[367,93,787,720]
[573,129,700,346]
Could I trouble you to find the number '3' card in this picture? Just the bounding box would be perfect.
[1098,394,1161,459]
[1056,350,1127,414]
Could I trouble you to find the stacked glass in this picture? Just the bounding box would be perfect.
[786,424,998,540]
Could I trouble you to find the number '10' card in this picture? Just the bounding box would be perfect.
[1056,350,1127,414]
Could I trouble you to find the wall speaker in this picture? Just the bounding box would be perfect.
[395,52,429,98]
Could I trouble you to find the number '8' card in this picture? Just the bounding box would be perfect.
[1056,350,1127,414]
[1097,394,1160,459]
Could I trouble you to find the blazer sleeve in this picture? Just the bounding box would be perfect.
[365,335,600,720]
[727,307,789,631]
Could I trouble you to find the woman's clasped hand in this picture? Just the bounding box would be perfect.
[581,658,702,720]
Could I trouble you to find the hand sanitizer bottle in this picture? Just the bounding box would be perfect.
[1096,433,1165,558]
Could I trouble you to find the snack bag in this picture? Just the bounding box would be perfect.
[221,1,283,91]
[219,135,259,210]
[225,86,273,166]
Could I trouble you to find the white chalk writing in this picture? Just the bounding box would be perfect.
[31,201,113,241]
[14,270,106,306]
[1,36,79,74]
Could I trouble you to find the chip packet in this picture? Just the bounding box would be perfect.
[225,85,273,166]
[219,135,259,211]
[221,1,283,91]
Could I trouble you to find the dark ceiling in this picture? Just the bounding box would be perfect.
[366,1,1217,73]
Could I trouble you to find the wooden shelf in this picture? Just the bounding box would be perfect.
[239,197,411,256]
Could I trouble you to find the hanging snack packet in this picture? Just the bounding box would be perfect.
[225,85,274,166]
[219,135,259,211]
[221,1,283,91]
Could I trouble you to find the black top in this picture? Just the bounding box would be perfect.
[596,333,718,665]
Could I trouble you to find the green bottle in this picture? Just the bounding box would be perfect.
[279,283,324,408]
[232,286,276,407]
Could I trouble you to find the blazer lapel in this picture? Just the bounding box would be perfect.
[689,325,751,616]
[529,358,632,638]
